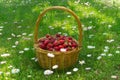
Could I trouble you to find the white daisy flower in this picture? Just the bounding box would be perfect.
[0,29,2,31]
[108,54,112,56]
[8,65,13,69]
[79,60,85,65]
[28,34,33,36]
[0,33,2,36]
[19,51,24,54]
[7,38,12,40]
[108,25,112,28]
[24,48,30,51]
[87,54,92,57]
[67,15,71,18]
[58,32,62,34]
[17,26,22,28]
[0,26,3,28]
[44,70,53,75]
[12,45,16,48]
[85,67,91,70]
[0,61,7,64]
[106,39,114,43]
[88,26,92,30]
[27,75,32,77]
[22,33,27,36]
[1,53,10,57]
[17,35,21,37]
[97,56,102,60]
[87,46,95,49]
[66,72,72,75]
[73,68,78,72]
[31,57,36,60]
[47,53,55,58]
[105,46,109,49]
[116,51,120,54]
[0,71,3,75]
[52,65,58,69]
[60,48,66,52]
[11,33,16,37]
[11,68,20,74]
[15,41,19,45]
[104,49,108,52]
[35,58,38,62]
[6,72,10,75]
[101,53,106,56]
[111,75,117,79]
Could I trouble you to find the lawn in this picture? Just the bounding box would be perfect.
[0,0,120,80]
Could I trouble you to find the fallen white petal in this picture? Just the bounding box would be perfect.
[8,65,13,69]
[12,45,16,48]
[28,34,33,36]
[111,75,117,79]
[11,33,16,37]
[1,53,10,57]
[7,38,12,40]
[87,54,92,57]
[79,60,85,65]
[47,53,55,58]
[15,41,19,45]
[108,54,112,56]
[66,72,72,75]
[44,70,53,75]
[22,33,27,36]
[0,71,3,75]
[27,75,32,77]
[19,51,24,54]
[101,53,106,56]
[85,67,91,70]
[116,51,120,54]
[0,61,7,64]
[17,35,21,37]
[31,57,36,60]
[87,46,95,49]
[11,68,20,74]
[52,65,58,69]
[24,48,30,51]
[97,56,102,60]
[0,33,2,35]
[60,48,67,52]
[73,68,78,72]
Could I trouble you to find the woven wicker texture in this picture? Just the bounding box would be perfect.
[34,6,82,69]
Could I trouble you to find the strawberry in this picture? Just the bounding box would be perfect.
[59,40,65,44]
[39,43,46,49]
[56,34,61,37]
[59,45,64,49]
[44,39,49,45]
[54,46,60,51]
[46,34,50,38]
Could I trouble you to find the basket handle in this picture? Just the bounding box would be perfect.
[34,6,82,47]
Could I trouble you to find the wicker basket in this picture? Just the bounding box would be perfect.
[34,6,82,70]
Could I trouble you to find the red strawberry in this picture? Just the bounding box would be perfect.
[46,34,50,38]
[44,39,49,45]
[59,45,64,49]
[59,40,65,44]
[39,43,46,49]
[48,48,53,51]
[56,34,61,37]
[47,43,53,48]
[68,37,73,40]
[53,40,59,46]
[54,46,60,51]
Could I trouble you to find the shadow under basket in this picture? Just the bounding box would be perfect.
[34,6,82,70]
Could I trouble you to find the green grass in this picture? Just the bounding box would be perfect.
[0,0,120,80]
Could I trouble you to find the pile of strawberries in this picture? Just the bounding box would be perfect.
[38,34,78,51]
